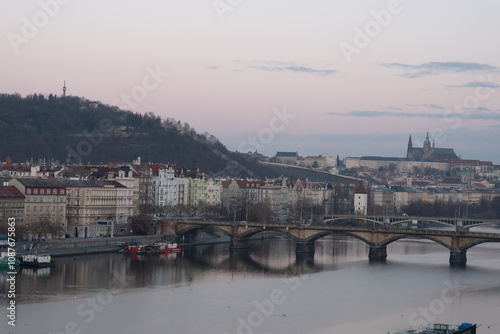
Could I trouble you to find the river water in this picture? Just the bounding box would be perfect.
[1,234,500,334]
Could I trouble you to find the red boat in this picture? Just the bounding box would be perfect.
[120,242,180,255]
[159,242,181,254]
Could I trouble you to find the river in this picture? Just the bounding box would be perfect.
[1,235,500,334]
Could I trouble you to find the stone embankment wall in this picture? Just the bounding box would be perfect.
[15,235,174,257]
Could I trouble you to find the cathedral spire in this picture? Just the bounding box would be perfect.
[424,131,430,145]
[407,135,413,158]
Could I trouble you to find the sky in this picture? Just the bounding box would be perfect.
[2,0,500,163]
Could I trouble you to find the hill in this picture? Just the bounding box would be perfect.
[0,93,279,178]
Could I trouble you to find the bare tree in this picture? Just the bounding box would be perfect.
[30,216,65,239]
[130,214,154,235]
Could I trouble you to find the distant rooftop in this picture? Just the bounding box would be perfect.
[275,152,298,157]
[360,156,408,161]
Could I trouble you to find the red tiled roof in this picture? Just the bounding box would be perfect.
[0,186,25,198]
[354,182,367,194]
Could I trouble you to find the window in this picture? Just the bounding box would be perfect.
[27,188,31,194]
[41,189,45,194]
[47,189,51,195]
[60,189,65,194]
[34,189,38,194]
[33,206,37,212]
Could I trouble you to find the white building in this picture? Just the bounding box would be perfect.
[206,178,222,207]
[153,167,177,207]
[353,183,367,215]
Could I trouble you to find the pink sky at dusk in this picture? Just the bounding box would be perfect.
[2,0,500,162]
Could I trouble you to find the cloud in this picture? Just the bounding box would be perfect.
[405,103,445,109]
[232,60,336,76]
[247,65,336,76]
[463,107,500,112]
[326,110,500,121]
[379,61,497,78]
[445,81,500,88]
[387,106,402,111]
[208,60,337,76]
[327,110,443,119]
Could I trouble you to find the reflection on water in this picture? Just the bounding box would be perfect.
[1,235,499,304]
[19,267,51,278]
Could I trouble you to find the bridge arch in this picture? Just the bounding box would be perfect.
[301,231,456,251]
[176,224,234,239]
[238,227,297,240]
[323,217,384,226]
[458,239,500,252]
[465,221,499,229]
[303,231,374,247]
[324,217,420,227]
[376,235,452,250]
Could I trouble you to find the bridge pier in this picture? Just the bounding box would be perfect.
[230,237,248,249]
[295,240,315,253]
[449,250,467,266]
[296,252,315,267]
[368,246,387,262]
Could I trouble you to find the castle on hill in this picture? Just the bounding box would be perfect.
[406,132,458,161]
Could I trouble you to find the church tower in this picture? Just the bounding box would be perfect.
[407,135,413,159]
[423,131,431,159]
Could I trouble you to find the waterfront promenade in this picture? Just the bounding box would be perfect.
[13,235,164,257]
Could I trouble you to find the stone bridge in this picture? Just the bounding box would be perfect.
[323,214,500,229]
[162,220,500,266]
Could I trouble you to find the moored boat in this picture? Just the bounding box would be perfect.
[20,253,55,268]
[0,251,19,270]
[0,238,19,270]
[120,241,181,255]
[395,323,476,334]
[159,242,181,254]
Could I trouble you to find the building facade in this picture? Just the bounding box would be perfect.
[9,178,67,237]
[0,186,25,227]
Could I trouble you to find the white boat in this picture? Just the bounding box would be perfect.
[20,253,55,268]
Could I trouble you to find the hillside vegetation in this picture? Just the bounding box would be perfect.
[0,93,278,178]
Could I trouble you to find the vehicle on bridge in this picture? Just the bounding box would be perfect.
[395,322,476,334]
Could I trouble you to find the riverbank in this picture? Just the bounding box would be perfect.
[14,235,173,257]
